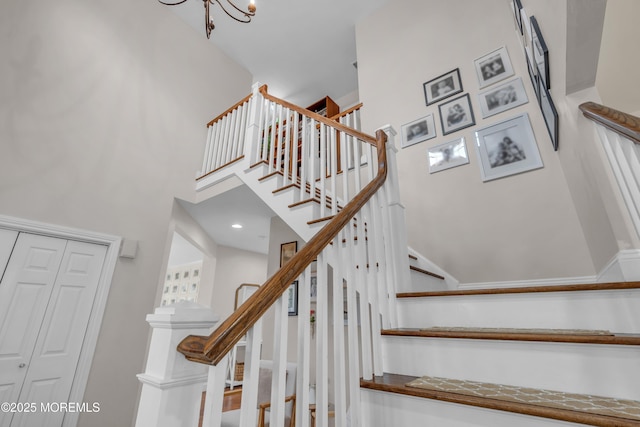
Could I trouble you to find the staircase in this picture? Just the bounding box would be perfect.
[363,272,640,426]
[140,88,640,427]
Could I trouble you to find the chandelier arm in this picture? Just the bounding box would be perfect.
[211,0,254,23]
[158,0,189,5]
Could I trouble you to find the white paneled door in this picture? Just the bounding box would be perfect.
[0,232,107,427]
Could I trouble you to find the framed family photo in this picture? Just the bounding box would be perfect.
[477,77,528,118]
[287,281,298,316]
[538,75,558,151]
[438,93,475,135]
[531,16,550,91]
[512,0,524,35]
[423,68,463,106]
[280,241,297,267]
[473,113,543,182]
[401,114,436,148]
[474,46,515,89]
[428,137,469,174]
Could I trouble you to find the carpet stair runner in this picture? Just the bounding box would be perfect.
[361,373,640,427]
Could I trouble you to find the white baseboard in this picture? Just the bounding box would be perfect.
[597,249,640,282]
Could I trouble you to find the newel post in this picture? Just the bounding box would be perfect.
[135,302,219,427]
[377,124,410,328]
[246,81,264,164]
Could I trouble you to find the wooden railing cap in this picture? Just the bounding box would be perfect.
[579,101,640,144]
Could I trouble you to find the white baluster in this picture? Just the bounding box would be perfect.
[315,253,329,427]
[331,243,347,427]
[201,356,229,427]
[296,268,312,427]
[202,124,214,176]
[239,321,263,427]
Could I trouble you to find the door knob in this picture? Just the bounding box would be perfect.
[18,363,26,368]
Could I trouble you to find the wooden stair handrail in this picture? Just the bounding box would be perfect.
[579,102,640,144]
[329,103,364,121]
[207,91,254,127]
[259,86,377,146]
[178,91,387,365]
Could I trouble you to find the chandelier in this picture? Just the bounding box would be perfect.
[159,0,256,39]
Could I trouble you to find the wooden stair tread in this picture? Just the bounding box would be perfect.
[381,327,640,345]
[397,281,640,298]
[409,265,445,280]
[361,373,640,427]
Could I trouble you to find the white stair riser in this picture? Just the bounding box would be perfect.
[405,269,447,292]
[382,336,640,400]
[398,290,640,333]
[239,168,316,241]
[362,390,589,427]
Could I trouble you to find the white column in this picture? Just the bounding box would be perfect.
[247,81,264,164]
[377,124,410,328]
[135,302,219,427]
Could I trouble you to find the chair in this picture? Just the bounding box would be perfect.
[220,360,296,427]
[256,360,296,427]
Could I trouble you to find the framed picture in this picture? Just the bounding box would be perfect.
[287,281,298,316]
[401,114,437,148]
[438,93,476,135]
[474,47,515,88]
[531,16,550,90]
[473,113,543,182]
[280,241,297,267]
[512,0,524,35]
[310,275,317,302]
[526,53,538,97]
[428,137,470,174]
[538,76,558,151]
[478,77,528,118]
[521,9,534,65]
[423,68,463,106]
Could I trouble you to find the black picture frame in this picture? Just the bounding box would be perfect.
[438,93,476,135]
[531,16,550,91]
[423,68,463,106]
[526,54,538,100]
[512,0,524,35]
[280,241,297,267]
[287,281,298,316]
[538,75,558,151]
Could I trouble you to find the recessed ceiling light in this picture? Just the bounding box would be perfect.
[231,224,243,229]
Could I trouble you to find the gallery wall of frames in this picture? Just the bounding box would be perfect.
[401,0,558,182]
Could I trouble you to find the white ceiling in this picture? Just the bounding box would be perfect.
[166,0,389,256]
[164,0,389,106]
[178,184,275,254]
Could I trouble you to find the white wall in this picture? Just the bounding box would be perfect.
[0,0,252,426]
[355,0,608,284]
[596,0,640,115]
[210,245,268,320]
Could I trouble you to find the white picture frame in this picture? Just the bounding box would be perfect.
[474,113,543,182]
[478,77,529,118]
[401,114,437,148]
[428,137,470,174]
[474,46,515,89]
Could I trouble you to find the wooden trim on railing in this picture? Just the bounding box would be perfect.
[259,86,377,145]
[579,102,640,144]
[207,91,255,127]
[329,103,363,121]
[196,155,245,181]
[178,128,388,366]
